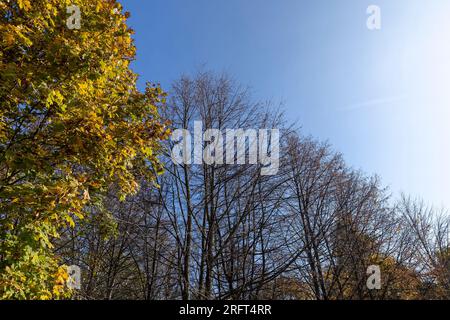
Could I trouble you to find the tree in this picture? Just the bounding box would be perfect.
[399,196,450,299]
[0,0,168,299]
[158,71,296,299]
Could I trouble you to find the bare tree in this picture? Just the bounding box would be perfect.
[54,71,450,301]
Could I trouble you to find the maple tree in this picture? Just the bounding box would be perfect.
[0,0,168,299]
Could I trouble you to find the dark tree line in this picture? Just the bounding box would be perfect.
[56,71,450,300]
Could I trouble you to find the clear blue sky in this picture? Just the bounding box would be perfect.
[121,0,450,209]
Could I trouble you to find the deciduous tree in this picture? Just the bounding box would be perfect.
[0,0,168,299]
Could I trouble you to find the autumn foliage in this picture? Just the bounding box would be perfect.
[1,1,449,302]
[0,0,168,299]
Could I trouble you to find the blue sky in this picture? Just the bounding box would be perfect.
[121,0,450,209]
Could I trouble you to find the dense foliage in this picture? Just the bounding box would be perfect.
[0,0,168,299]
